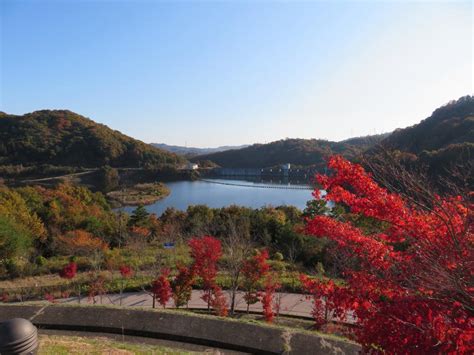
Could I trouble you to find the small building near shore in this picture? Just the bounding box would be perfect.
[281,163,291,171]
[185,163,199,170]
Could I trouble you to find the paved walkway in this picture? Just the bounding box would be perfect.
[62,290,355,323]
[63,290,314,318]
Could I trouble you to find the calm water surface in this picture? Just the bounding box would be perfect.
[124,179,314,215]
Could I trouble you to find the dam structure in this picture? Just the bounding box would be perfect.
[198,178,313,190]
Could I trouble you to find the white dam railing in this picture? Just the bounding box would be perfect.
[199,179,313,190]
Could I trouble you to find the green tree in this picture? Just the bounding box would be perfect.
[0,215,33,261]
[128,205,150,227]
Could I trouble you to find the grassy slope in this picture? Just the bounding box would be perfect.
[38,335,200,354]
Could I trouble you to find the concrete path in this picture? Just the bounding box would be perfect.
[61,289,355,323]
[62,290,313,317]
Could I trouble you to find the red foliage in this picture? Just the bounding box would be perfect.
[242,249,270,285]
[172,265,194,308]
[188,236,223,311]
[242,249,270,311]
[305,156,474,353]
[300,275,347,329]
[119,265,133,278]
[44,293,56,303]
[0,293,9,303]
[261,274,280,323]
[59,262,77,279]
[210,285,228,317]
[188,236,222,289]
[151,268,172,308]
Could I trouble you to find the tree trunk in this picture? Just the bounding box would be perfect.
[207,289,211,313]
[230,286,237,315]
[119,279,123,306]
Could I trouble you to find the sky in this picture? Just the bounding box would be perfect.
[1,0,472,147]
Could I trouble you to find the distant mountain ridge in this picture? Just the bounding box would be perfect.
[190,134,388,169]
[190,96,473,170]
[2,96,471,174]
[151,143,249,157]
[0,110,186,168]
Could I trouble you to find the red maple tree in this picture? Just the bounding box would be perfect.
[44,293,56,303]
[118,265,133,305]
[119,265,133,278]
[305,156,473,353]
[210,284,228,317]
[172,265,194,308]
[261,273,280,323]
[59,262,77,279]
[241,249,270,313]
[151,268,172,308]
[188,236,224,313]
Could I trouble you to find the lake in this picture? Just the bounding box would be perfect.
[123,179,314,215]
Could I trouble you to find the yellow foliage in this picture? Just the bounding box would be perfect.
[0,186,46,241]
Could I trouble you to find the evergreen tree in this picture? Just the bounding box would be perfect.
[128,205,149,227]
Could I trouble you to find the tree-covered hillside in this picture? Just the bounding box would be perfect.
[0,110,186,168]
[151,143,249,157]
[191,136,386,169]
[376,96,474,178]
[381,95,473,154]
[192,96,473,171]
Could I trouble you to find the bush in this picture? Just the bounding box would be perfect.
[35,255,47,266]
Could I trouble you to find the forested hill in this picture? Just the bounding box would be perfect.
[380,95,474,155]
[191,135,387,169]
[192,96,473,169]
[151,143,249,157]
[0,110,186,168]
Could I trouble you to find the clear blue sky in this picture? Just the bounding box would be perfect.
[1,0,472,147]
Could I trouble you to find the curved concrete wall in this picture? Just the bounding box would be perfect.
[0,304,360,354]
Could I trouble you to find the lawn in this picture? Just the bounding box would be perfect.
[38,335,205,354]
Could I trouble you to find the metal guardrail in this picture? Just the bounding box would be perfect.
[199,179,313,190]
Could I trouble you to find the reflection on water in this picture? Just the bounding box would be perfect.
[123,179,314,216]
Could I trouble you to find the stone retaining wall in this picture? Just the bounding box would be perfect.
[0,304,360,354]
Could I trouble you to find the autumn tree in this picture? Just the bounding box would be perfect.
[188,236,225,314]
[151,268,172,308]
[59,262,77,279]
[118,265,133,305]
[172,265,194,308]
[55,229,108,256]
[261,273,280,323]
[300,275,340,329]
[210,284,228,317]
[305,156,473,353]
[241,249,270,313]
[59,261,81,303]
